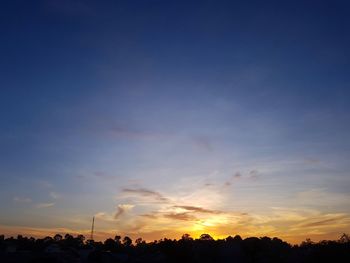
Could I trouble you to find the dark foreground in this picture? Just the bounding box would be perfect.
[1,233,349,263]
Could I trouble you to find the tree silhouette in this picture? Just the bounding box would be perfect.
[135,237,145,246]
[0,232,349,262]
[114,235,121,244]
[122,236,132,247]
[104,238,116,251]
[199,233,214,241]
[340,233,350,243]
[53,234,62,242]
[181,233,193,241]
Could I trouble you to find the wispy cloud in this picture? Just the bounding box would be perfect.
[13,197,32,203]
[223,170,260,187]
[122,188,170,203]
[224,172,242,186]
[94,212,115,222]
[140,213,158,219]
[300,217,346,228]
[164,212,196,221]
[139,205,224,222]
[174,205,222,214]
[94,204,135,223]
[36,203,55,208]
[114,204,134,219]
[234,172,242,178]
[49,192,60,200]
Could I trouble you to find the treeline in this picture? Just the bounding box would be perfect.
[1,233,350,263]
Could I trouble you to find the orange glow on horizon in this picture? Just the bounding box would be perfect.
[0,223,346,245]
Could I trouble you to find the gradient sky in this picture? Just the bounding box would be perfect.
[1,0,350,244]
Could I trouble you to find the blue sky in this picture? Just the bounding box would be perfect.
[1,0,350,243]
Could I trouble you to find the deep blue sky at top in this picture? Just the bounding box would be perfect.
[0,0,350,224]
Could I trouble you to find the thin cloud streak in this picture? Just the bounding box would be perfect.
[174,205,222,214]
[300,217,346,228]
[164,212,197,221]
[13,197,32,203]
[36,203,55,208]
[122,188,170,203]
[49,192,60,200]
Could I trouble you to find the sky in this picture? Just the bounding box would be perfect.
[1,0,350,244]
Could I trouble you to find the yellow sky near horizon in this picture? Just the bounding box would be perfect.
[3,175,350,245]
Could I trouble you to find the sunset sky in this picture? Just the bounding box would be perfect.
[1,0,350,244]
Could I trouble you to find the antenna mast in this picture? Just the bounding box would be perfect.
[90,216,95,240]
